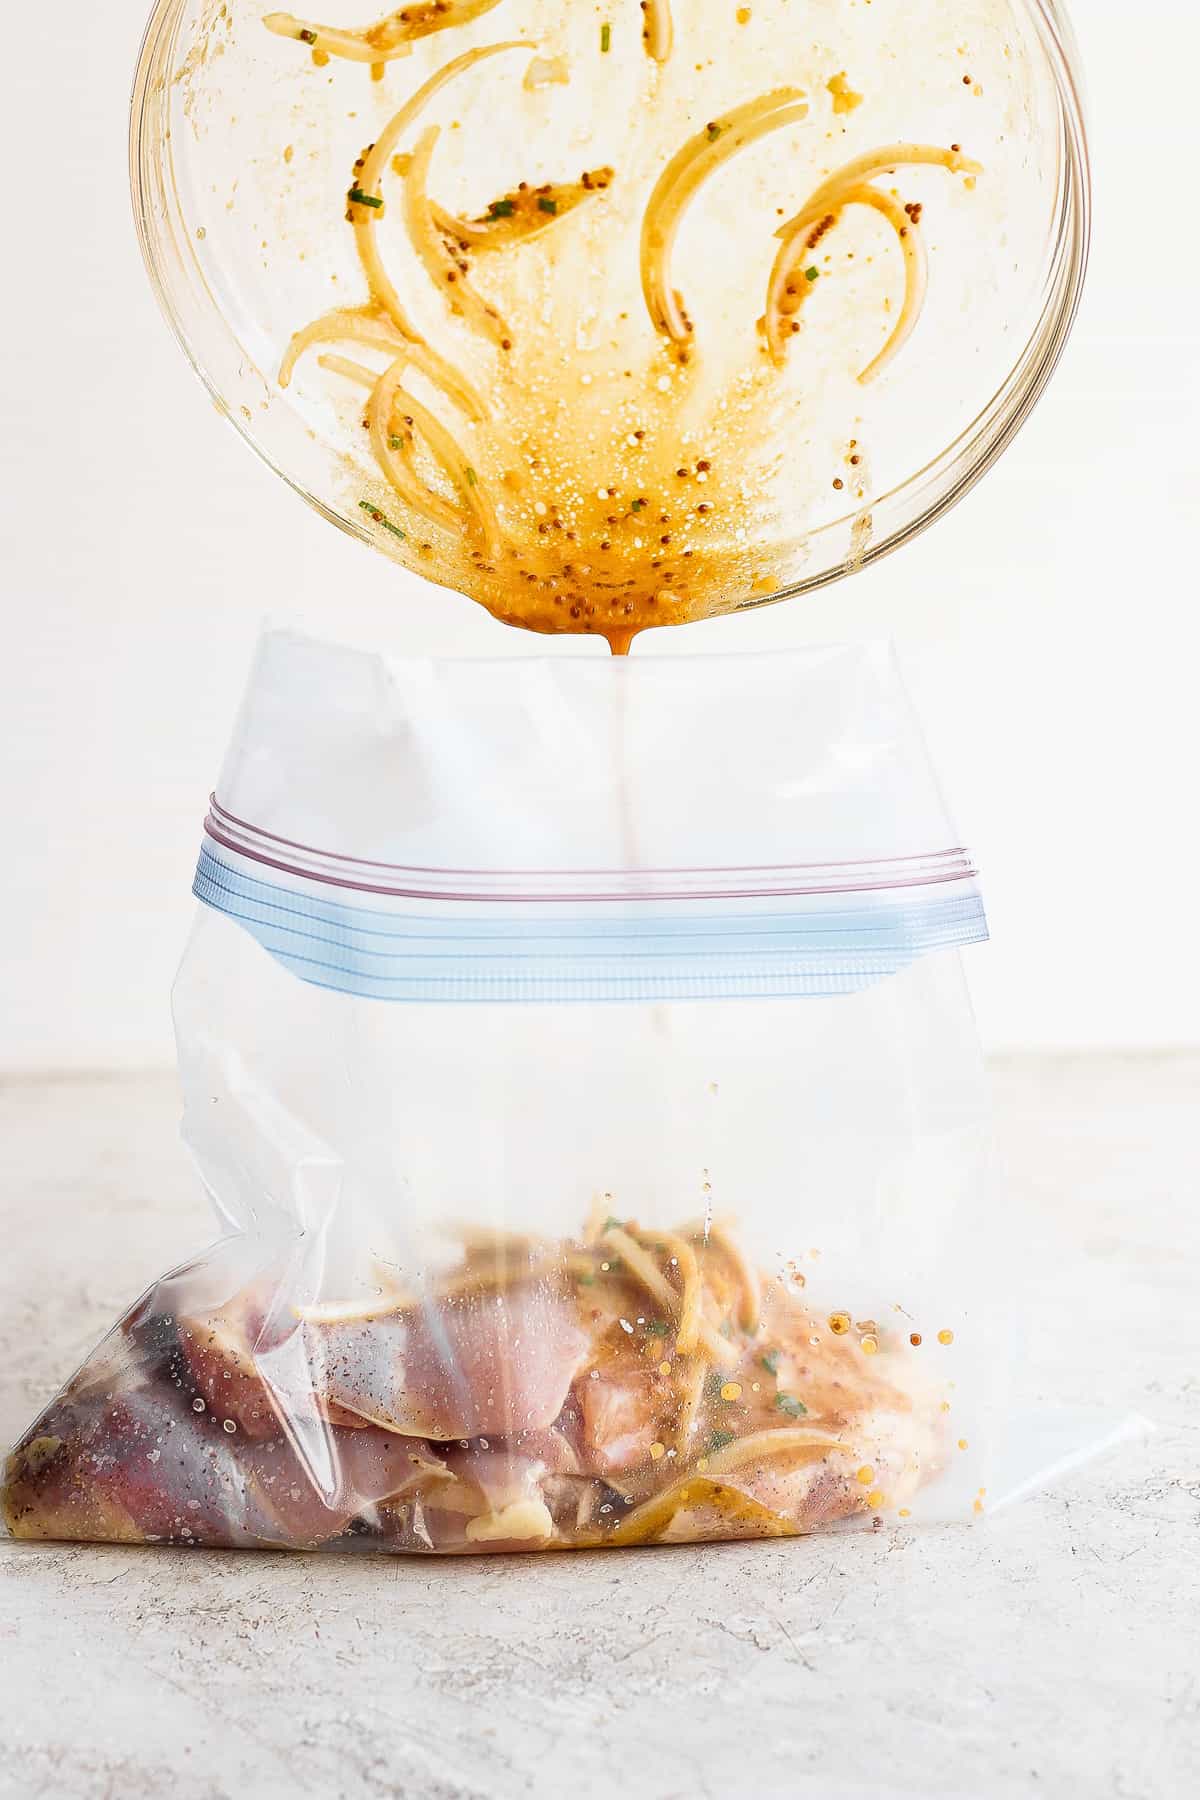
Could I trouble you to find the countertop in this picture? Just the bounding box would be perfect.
[1,1059,1197,1799]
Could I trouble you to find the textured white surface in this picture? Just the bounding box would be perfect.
[1,1057,1197,1798]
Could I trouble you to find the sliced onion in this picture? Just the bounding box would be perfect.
[280,307,404,388]
[673,1354,708,1453]
[765,187,930,378]
[345,40,526,351]
[650,1229,702,1355]
[371,355,502,553]
[641,88,809,345]
[851,187,930,385]
[322,351,462,532]
[403,126,514,349]
[264,1,506,66]
[281,305,488,420]
[600,1224,734,1363]
[599,1225,702,1350]
[765,143,975,371]
[264,13,409,64]
[429,167,614,250]
[641,0,673,63]
[781,142,981,224]
[701,1426,852,1478]
[679,1217,762,1334]
[606,1474,797,1546]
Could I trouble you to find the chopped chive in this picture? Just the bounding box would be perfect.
[488,198,516,219]
[805,265,820,281]
[708,1428,736,1453]
[388,435,404,451]
[776,1392,808,1419]
[577,1272,596,1287]
[348,188,383,209]
[603,1214,623,1233]
[760,1349,780,1376]
[644,1319,670,1337]
[358,499,405,540]
[706,122,723,142]
[465,466,478,486]
[600,22,612,53]
[630,497,646,513]
[704,1369,726,1401]
[537,196,558,215]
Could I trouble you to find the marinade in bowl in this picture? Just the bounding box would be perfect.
[131,0,1089,647]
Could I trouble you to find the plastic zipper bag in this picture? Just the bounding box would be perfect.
[5,633,1004,1553]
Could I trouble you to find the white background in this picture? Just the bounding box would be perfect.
[0,3,1197,1071]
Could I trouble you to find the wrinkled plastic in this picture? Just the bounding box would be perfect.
[5,635,1004,1554]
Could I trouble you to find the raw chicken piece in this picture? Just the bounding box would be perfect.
[172,1283,291,1440]
[577,1362,673,1473]
[238,1419,436,1545]
[4,1300,460,1549]
[3,1379,263,1547]
[294,1281,590,1440]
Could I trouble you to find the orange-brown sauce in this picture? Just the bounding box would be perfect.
[268,21,977,654]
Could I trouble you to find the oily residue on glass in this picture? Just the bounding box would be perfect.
[259,3,992,652]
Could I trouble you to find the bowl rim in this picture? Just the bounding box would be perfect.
[129,0,1092,616]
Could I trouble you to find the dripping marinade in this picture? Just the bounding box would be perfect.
[269,9,980,651]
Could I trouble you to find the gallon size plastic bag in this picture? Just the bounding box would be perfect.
[4,633,1002,1553]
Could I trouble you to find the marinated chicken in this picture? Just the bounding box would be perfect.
[4,1212,947,1553]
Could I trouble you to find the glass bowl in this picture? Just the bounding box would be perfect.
[131,0,1089,639]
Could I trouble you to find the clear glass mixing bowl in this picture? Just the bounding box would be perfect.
[131,0,1089,634]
